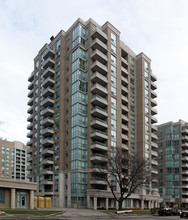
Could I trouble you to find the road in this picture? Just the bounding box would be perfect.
[0,216,181,220]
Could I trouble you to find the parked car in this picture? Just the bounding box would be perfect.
[158,207,179,216]
[180,208,188,218]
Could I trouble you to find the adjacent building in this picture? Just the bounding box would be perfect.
[157,120,188,208]
[27,18,159,209]
[0,139,37,209]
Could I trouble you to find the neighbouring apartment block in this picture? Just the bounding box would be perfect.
[157,120,188,208]
[0,139,37,209]
[27,18,159,209]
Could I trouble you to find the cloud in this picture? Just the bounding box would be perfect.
[0,0,188,142]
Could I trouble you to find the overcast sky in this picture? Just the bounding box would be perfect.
[0,0,188,143]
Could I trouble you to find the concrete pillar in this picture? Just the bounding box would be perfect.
[130,199,133,208]
[67,172,71,207]
[116,200,119,210]
[141,200,144,209]
[105,198,109,210]
[94,197,97,210]
[11,188,16,209]
[87,195,90,208]
[148,200,151,209]
[59,172,65,208]
[30,190,34,209]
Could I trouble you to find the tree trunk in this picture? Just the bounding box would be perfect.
[118,200,123,210]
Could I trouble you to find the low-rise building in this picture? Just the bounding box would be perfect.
[0,139,37,209]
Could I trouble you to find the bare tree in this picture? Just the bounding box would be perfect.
[96,147,151,210]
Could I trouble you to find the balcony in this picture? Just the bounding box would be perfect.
[43,48,55,60]
[151,72,157,82]
[151,116,158,124]
[91,83,108,96]
[27,114,33,122]
[121,76,128,86]
[41,148,54,156]
[91,49,107,64]
[27,165,32,170]
[121,66,128,76]
[43,57,55,69]
[28,71,34,82]
[28,81,34,90]
[151,90,157,99]
[151,141,158,148]
[182,149,188,155]
[90,178,107,185]
[43,67,55,79]
[122,144,129,151]
[27,106,33,114]
[122,124,128,132]
[41,159,54,165]
[182,129,188,135]
[91,38,108,54]
[91,141,108,151]
[122,86,128,96]
[151,150,158,157]
[151,107,158,115]
[41,97,54,107]
[122,114,128,123]
[151,133,158,140]
[27,131,33,138]
[42,76,55,88]
[27,97,33,106]
[27,122,33,130]
[122,95,128,105]
[42,127,54,136]
[122,105,129,114]
[122,134,128,141]
[182,170,188,175]
[182,163,188,168]
[121,57,128,66]
[91,165,107,173]
[41,107,54,117]
[42,86,55,98]
[151,124,158,132]
[41,180,54,185]
[91,61,108,75]
[91,106,107,119]
[182,136,188,141]
[91,95,107,107]
[182,143,188,148]
[91,117,107,130]
[151,168,158,175]
[91,28,107,43]
[41,117,54,126]
[42,137,54,146]
[182,156,188,161]
[27,148,32,154]
[27,139,32,146]
[91,153,108,162]
[151,99,157,107]
[91,72,107,86]
[41,169,53,175]
[182,177,188,182]
[151,81,157,90]
[91,129,108,141]
[151,160,158,166]
[28,88,34,98]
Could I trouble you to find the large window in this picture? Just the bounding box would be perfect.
[0,189,5,204]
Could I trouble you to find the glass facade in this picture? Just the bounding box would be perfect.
[71,25,88,207]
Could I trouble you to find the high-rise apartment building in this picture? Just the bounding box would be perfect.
[157,120,188,208]
[27,18,159,209]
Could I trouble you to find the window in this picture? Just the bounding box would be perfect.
[111,55,116,66]
[111,32,116,45]
[65,98,69,104]
[56,39,61,49]
[130,57,134,67]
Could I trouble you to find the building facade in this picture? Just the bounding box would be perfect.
[157,120,188,208]
[0,139,37,209]
[27,18,159,209]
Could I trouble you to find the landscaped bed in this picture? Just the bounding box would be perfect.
[0,209,62,216]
